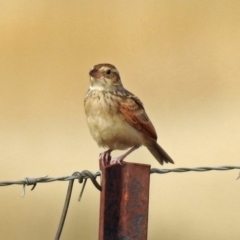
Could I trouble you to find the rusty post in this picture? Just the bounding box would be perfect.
[99,161,151,240]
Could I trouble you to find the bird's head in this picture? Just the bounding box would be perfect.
[89,63,123,91]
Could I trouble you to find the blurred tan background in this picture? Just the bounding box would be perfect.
[0,1,240,239]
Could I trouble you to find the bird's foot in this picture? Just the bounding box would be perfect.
[99,149,112,167]
[110,157,124,165]
[109,146,139,165]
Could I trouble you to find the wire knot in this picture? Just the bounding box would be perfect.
[71,171,101,201]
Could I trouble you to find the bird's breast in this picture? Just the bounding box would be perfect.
[85,90,119,114]
[84,90,144,149]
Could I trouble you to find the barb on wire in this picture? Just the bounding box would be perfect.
[237,172,240,180]
[22,175,48,197]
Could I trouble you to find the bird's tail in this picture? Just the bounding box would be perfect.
[146,141,174,165]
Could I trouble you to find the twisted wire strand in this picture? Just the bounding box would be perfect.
[150,165,240,174]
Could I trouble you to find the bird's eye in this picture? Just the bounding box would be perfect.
[106,69,112,75]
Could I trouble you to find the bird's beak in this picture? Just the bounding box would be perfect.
[89,68,101,78]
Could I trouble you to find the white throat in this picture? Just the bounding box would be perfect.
[90,85,105,91]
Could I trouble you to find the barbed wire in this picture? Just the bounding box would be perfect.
[0,165,239,193]
[0,170,101,197]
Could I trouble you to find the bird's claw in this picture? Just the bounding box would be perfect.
[110,157,124,165]
[99,149,129,166]
[99,151,112,167]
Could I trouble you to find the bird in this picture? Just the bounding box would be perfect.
[84,63,174,166]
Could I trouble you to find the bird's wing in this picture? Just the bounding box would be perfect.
[118,93,158,140]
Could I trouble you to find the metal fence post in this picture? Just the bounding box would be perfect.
[99,161,151,240]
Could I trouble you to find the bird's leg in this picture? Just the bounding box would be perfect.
[110,146,139,165]
[99,149,112,167]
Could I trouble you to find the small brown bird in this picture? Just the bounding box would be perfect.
[84,63,174,165]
